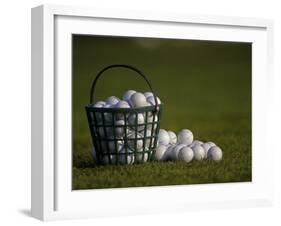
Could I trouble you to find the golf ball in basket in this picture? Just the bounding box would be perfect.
[191,144,205,161]
[128,113,145,131]
[144,91,154,99]
[135,151,149,163]
[105,96,120,106]
[207,146,223,161]
[122,90,136,103]
[178,129,193,145]
[158,129,170,146]
[118,148,135,165]
[114,120,126,137]
[130,92,147,108]
[127,132,144,151]
[146,95,161,106]
[100,139,124,153]
[167,131,177,144]
[178,147,194,163]
[154,144,167,161]
[115,100,130,108]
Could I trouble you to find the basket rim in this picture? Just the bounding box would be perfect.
[85,104,162,113]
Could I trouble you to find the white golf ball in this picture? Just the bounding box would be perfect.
[158,129,170,146]
[103,103,114,124]
[178,147,194,163]
[114,120,126,137]
[170,143,186,160]
[123,90,136,103]
[128,113,145,131]
[154,144,167,161]
[127,132,144,151]
[162,144,175,161]
[178,129,194,145]
[146,115,158,129]
[130,92,147,108]
[146,95,161,106]
[115,100,130,108]
[100,139,124,153]
[143,92,154,99]
[105,96,120,105]
[206,141,216,147]
[135,151,149,163]
[207,146,223,161]
[167,131,177,144]
[201,142,212,159]
[191,144,205,161]
[94,102,105,108]
[118,148,135,165]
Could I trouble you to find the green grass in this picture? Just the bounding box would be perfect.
[72,35,252,190]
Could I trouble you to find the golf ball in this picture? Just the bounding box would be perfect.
[178,129,193,145]
[114,120,126,137]
[122,90,136,103]
[162,144,175,161]
[135,151,149,163]
[115,100,130,108]
[144,92,154,99]
[201,142,212,159]
[191,144,205,161]
[167,131,177,144]
[130,92,147,108]
[170,143,186,160]
[178,147,194,163]
[158,129,170,146]
[100,139,124,153]
[146,95,161,106]
[128,113,145,131]
[154,144,167,161]
[207,146,223,161]
[105,96,120,105]
[127,132,144,151]
[118,148,135,165]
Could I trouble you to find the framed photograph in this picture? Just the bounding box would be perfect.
[31,4,274,221]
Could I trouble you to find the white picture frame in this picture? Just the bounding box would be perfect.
[31,4,274,221]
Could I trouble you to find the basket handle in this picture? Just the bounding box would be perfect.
[90,64,160,111]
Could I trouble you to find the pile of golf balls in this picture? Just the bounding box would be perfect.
[91,90,161,165]
[154,129,223,163]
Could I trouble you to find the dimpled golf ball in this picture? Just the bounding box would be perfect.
[178,147,194,163]
[155,144,167,161]
[122,90,136,103]
[207,146,223,161]
[118,148,135,165]
[146,95,161,106]
[191,144,205,161]
[170,143,186,160]
[167,131,177,144]
[130,92,147,108]
[158,129,170,146]
[201,142,212,159]
[178,129,193,145]
[105,96,120,105]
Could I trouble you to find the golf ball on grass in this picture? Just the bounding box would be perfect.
[178,147,194,163]
[207,146,223,161]
[201,142,212,159]
[167,131,177,144]
[178,129,193,145]
[162,145,175,161]
[191,144,205,161]
[170,143,187,160]
[154,144,168,161]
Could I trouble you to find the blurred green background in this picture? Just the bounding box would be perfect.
[72,35,252,190]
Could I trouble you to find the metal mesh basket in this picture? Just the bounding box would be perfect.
[85,64,162,165]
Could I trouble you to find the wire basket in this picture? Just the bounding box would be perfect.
[85,64,162,165]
